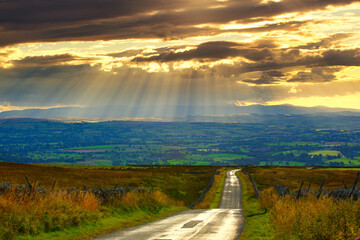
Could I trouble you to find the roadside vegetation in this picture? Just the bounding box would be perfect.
[1,187,183,240]
[195,168,227,209]
[261,189,360,240]
[237,170,275,240]
[245,166,360,240]
[0,162,218,240]
[245,166,360,191]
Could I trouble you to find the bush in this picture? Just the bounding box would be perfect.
[261,189,360,240]
[0,188,101,239]
[0,187,183,239]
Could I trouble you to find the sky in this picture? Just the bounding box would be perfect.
[1,0,360,113]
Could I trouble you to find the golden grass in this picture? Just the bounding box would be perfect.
[246,166,360,191]
[0,187,183,239]
[0,162,217,205]
[260,188,360,240]
[0,188,101,239]
[0,162,217,239]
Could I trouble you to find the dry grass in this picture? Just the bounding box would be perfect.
[248,167,360,239]
[0,187,183,240]
[246,166,360,191]
[0,188,101,239]
[260,188,360,240]
[0,162,217,205]
[0,162,215,239]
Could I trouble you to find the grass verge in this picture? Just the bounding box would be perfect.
[194,168,227,209]
[15,206,186,240]
[209,169,227,208]
[237,170,275,240]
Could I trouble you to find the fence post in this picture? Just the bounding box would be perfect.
[348,172,359,199]
[306,181,312,193]
[24,176,32,190]
[51,180,57,191]
[248,174,260,199]
[296,181,304,199]
[316,179,325,199]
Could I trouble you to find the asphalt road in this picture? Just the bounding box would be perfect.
[95,169,244,240]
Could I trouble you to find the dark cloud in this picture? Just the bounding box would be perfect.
[242,71,286,85]
[0,64,99,106]
[132,41,273,62]
[138,45,359,84]
[287,68,340,83]
[245,48,360,74]
[11,54,98,66]
[296,33,355,49]
[0,0,358,45]
[320,49,360,66]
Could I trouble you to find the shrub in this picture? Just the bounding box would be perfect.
[0,188,101,239]
[262,190,360,240]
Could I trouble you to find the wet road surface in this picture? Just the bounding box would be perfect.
[95,169,244,240]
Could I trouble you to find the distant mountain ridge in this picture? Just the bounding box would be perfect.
[0,104,359,120]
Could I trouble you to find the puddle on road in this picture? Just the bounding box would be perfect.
[182,220,203,228]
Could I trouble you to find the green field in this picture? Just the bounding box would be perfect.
[1,119,360,167]
[326,158,360,165]
[260,161,306,166]
[268,142,321,146]
[207,153,249,160]
[309,150,341,156]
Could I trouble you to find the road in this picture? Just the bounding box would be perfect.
[95,169,244,240]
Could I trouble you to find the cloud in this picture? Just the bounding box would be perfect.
[0,50,15,57]
[0,60,359,111]
[287,67,340,83]
[242,71,286,85]
[7,41,359,87]
[11,54,98,66]
[320,49,360,66]
[296,33,355,50]
[132,41,274,62]
[0,0,358,46]
[106,49,145,58]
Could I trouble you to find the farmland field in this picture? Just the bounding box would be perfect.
[1,115,360,167]
[309,150,341,156]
